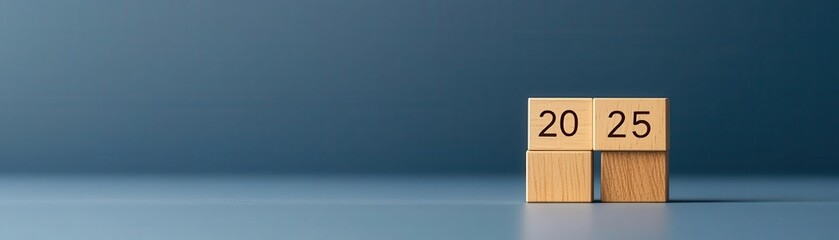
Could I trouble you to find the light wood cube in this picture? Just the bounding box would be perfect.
[601,151,668,202]
[526,151,593,202]
[528,98,593,150]
[594,98,668,151]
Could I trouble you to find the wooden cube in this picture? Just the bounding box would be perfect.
[526,151,593,202]
[528,98,593,150]
[601,151,668,202]
[594,98,668,151]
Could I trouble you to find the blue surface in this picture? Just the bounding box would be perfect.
[1,175,837,239]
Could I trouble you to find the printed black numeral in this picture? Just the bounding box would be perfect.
[538,110,557,137]
[607,111,626,138]
[632,111,651,138]
[559,110,578,136]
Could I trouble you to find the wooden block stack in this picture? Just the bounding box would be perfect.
[595,98,669,202]
[526,98,669,203]
[527,98,594,202]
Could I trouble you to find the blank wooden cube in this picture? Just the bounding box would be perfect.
[601,151,668,202]
[594,98,668,151]
[528,98,593,150]
[526,151,593,202]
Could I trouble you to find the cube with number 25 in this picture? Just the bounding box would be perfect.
[594,98,668,151]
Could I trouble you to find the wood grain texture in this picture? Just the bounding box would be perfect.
[601,151,669,202]
[594,98,668,151]
[528,98,593,150]
[526,151,593,202]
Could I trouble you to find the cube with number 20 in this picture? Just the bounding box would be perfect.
[528,98,593,151]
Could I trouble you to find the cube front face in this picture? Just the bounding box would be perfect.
[594,98,668,151]
[601,151,668,202]
[526,151,593,202]
[528,98,593,151]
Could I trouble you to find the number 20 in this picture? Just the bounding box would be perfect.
[607,111,650,138]
[538,110,577,137]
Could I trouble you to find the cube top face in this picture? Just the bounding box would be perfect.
[594,98,668,151]
[528,98,593,150]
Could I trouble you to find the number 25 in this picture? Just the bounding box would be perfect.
[607,111,650,138]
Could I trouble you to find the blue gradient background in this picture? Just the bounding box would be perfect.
[1,0,837,175]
